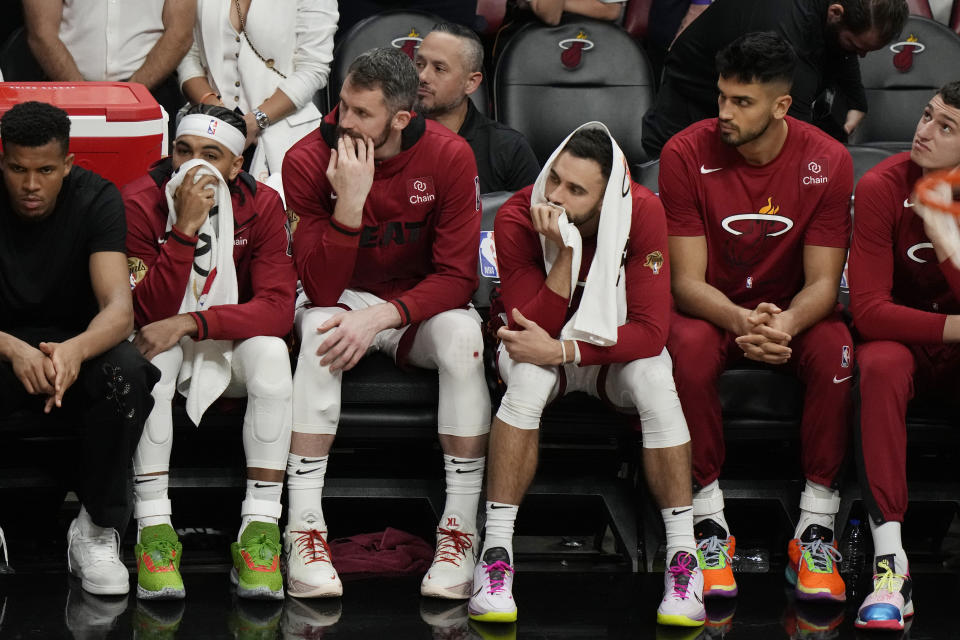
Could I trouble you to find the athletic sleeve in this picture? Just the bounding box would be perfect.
[849,169,947,344]
[284,135,361,307]
[193,187,297,341]
[659,140,705,236]
[577,190,671,365]
[123,180,198,329]
[389,142,480,325]
[87,180,127,254]
[803,146,852,248]
[495,188,570,338]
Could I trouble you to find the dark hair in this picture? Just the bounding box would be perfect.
[183,103,248,139]
[346,47,420,113]
[560,128,613,181]
[716,32,797,88]
[837,0,908,44]
[429,22,484,74]
[0,101,71,154]
[939,81,960,110]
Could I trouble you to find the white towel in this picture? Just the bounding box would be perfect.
[532,122,632,347]
[164,159,238,425]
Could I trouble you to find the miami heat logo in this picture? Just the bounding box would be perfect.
[891,34,925,72]
[907,241,935,263]
[721,197,793,267]
[391,28,422,60]
[559,30,594,70]
[644,251,664,275]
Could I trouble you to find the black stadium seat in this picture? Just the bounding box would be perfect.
[327,10,490,117]
[493,16,655,167]
[849,16,960,148]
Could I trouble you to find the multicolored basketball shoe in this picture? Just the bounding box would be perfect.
[694,520,737,598]
[135,524,185,600]
[855,555,913,631]
[230,521,284,600]
[785,525,845,602]
[657,550,706,627]
[467,547,517,623]
[782,588,844,639]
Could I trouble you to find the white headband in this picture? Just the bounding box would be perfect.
[176,114,246,156]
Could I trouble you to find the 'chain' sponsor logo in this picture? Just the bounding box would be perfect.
[407,176,436,205]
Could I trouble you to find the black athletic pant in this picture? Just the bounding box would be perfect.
[0,327,159,530]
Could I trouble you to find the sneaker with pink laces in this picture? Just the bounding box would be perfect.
[421,514,477,599]
[657,550,706,627]
[467,547,516,623]
[283,524,342,598]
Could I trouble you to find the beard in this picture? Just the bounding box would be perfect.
[415,92,466,118]
[335,119,392,150]
[719,116,773,147]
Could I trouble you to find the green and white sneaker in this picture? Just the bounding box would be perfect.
[135,524,185,600]
[230,521,284,600]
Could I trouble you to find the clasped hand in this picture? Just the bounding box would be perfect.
[734,302,793,365]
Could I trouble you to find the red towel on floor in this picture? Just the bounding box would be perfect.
[329,528,434,575]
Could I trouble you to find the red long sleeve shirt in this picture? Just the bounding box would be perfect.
[493,184,672,366]
[283,108,481,325]
[122,160,296,341]
[849,152,960,344]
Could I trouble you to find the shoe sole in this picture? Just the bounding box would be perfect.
[468,608,518,623]
[703,585,738,598]
[230,567,284,600]
[69,567,130,596]
[656,613,706,627]
[786,565,846,602]
[287,581,343,599]
[854,618,905,630]
[420,581,472,600]
[137,584,185,600]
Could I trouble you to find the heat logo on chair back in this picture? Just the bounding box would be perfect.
[558,30,594,70]
[890,34,925,72]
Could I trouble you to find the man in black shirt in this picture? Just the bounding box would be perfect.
[0,101,158,595]
[416,23,540,193]
[641,0,909,157]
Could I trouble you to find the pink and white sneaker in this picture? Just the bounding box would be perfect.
[657,550,706,627]
[421,514,477,599]
[467,547,516,623]
[855,555,913,631]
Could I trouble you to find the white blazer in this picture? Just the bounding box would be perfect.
[179,0,338,187]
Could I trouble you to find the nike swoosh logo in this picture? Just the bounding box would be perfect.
[833,375,852,384]
[295,468,320,475]
[254,482,276,488]
[904,198,914,208]
[700,165,723,174]
[694,592,703,604]
[134,477,158,484]
[454,468,479,474]
[299,458,325,465]
[450,459,474,464]
[671,508,692,516]
[490,504,513,509]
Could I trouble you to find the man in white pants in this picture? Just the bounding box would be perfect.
[122,104,297,600]
[282,47,490,599]
[468,125,704,628]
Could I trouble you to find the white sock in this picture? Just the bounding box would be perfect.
[482,501,518,562]
[795,480,840,539]
[693,481,729,536]
[133,473,172,535]
[662,506,696,560]
[286,453,328,529]
[870,520,909,574]
[240,478,283,534]
[440,455,484,531]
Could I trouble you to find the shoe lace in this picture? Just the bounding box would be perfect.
[142,538,178,568]
[291,529,333,565]
[668,553,696,599]
[483,560,514,595]
[244,533,282,567]
[798,538,842,573]
[697,535,731,568]
[85,530,122,565]
[433,528,474,566]
[872,558,906,593]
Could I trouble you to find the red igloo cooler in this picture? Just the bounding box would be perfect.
[0,82,167,189]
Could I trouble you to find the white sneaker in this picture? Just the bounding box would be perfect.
[657,550,706,627]
[467,547,517,623]
[64,586,128,635]
[421,514,478,599]
[283,524,342,598]
[67,516,129,595]
[281,596,342,636]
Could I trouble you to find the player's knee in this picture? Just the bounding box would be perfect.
[857,341,913,388]
[496,361,556,430]
[431,312,485,379]
[243,338,293,400]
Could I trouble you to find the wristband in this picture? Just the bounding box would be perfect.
[559,340,567,365]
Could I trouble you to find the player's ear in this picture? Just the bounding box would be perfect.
[228,153,244,181]
[392,109,412,131]
[464,71,483,96]
[773,93,792,119]
[826,3,844,26]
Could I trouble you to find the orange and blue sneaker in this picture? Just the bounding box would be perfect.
[786,525,845,603]
[230,521,284,600]
[695,520,737,598]
[782,588,844,639]
[854,555,913,631]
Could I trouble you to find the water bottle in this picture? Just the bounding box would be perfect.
[840,519,866,598]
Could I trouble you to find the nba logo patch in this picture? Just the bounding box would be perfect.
[840,259,849,290]
[841,345,851,369]
[207,119,218,135]
[479,231,498,278]
[746,276,753,289]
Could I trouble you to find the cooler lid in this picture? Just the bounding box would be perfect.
[0,82,162,122]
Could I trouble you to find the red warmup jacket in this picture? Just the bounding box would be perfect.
[282,107,481,326]
[122,159,296,341]
[493,184,672,366]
